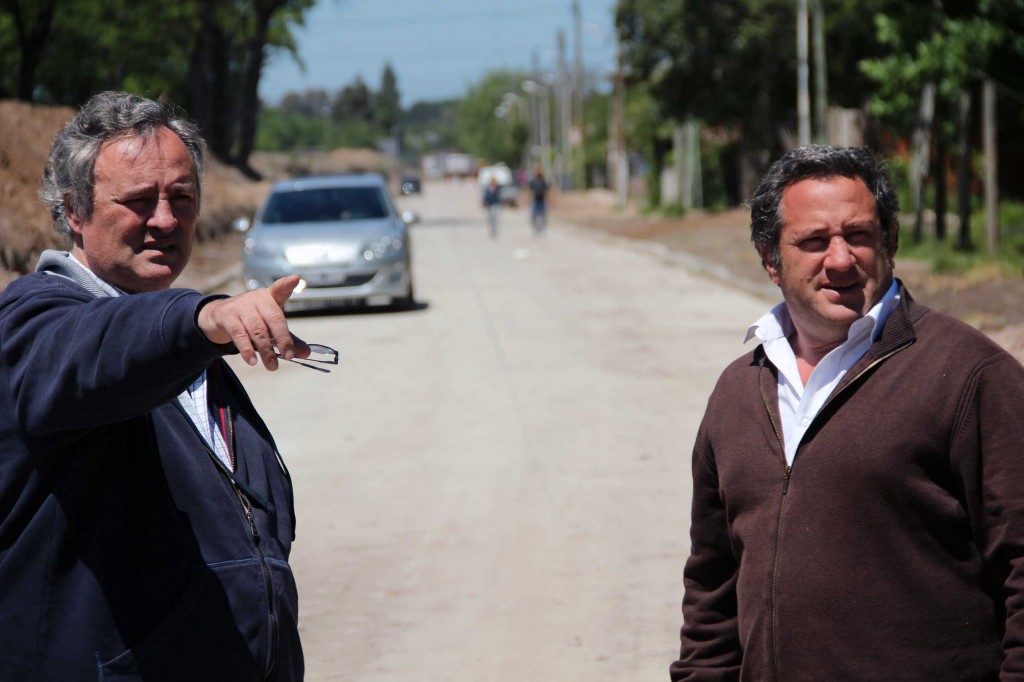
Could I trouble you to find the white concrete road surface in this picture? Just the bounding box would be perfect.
[222,181,773,681]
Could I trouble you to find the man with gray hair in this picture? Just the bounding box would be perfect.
[671,145,1024,680]
[0,91,308,679]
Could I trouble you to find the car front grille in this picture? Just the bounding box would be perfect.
[306,272,376,289]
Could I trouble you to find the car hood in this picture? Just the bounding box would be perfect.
[251,219,404,264]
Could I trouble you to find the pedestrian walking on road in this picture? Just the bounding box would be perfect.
[0,91,312,680]
[483,176,501,238]
[671,145,1024,681]
[528,167,549,234]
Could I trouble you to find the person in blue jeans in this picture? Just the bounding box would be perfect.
[529,168,550,234]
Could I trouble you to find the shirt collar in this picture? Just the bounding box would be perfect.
[67,254,125,298]
[745,279,901,346]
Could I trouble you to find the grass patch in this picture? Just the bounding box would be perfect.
[897,200,1024,276]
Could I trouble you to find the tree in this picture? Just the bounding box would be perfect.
[860,0,1012,246]
[614,0,898,203]
[455,69,529,167]
[401,99,459,160]
[0,0,316,177]
[332,76,373,123]
[279,88,332,118]
[0,0,57,100]
[181,0,314,176]
[17,0,196,105]
[376,62,401,133]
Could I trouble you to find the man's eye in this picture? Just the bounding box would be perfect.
[801,238,827,251]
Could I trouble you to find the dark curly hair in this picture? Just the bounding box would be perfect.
[749,145,899,271]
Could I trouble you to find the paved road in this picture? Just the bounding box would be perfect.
[222,181,772,681]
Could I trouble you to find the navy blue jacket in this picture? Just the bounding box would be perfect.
[0,269,303,681]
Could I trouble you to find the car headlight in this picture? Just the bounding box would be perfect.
[244,238,280,259]
[362,234,405,261]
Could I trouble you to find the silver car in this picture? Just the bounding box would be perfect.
[241,174,415,311]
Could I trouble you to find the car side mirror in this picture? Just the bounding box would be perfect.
[231,217,252,233]
[401,211,420,225]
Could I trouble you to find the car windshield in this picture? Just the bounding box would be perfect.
[262,186,389,224]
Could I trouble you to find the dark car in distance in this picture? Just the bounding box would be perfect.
[400,174,422,195]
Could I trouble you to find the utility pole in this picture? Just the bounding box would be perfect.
[811,0,827,144]
[797,0,811,146]
[558,30,572,190]
[528,51,541,172]
[573,0,585,189]
[612,41,628,208]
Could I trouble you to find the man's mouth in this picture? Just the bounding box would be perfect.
[822,282,859,295]
[143,243,176,254]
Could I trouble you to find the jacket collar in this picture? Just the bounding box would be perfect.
[752,279,926,399]
[35,249,112,298]
[865,279,925,362]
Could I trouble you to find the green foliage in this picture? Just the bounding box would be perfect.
[22,0,195,105]
[860,6,1007,137]
[582,92,609,186]
[0,12,19,97]
[375,63,401,133]
[401,99,459,159]
[884,154,914,214]
[624,83,668,207]
[898,200,1024,275]
[455,69,529,167]
[256,108,326,151]
[257,69,415,155]
[699,129,741,210]
[332,77,373,122]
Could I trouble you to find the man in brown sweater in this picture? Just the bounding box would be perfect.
[671,145,1024,681]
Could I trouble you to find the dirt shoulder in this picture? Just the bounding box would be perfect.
[551,188,1024,364]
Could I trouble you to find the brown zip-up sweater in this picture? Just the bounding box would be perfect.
[672,285,1024,681]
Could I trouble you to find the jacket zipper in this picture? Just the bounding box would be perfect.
[177,394,280,680]
[226,410,278,680]
[214,407,279,681]
[759,341,911,681]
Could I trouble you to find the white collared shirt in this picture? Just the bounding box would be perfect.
[745,280,899,465]
[64,255,232,469]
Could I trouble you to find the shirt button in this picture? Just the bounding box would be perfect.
[801,416,810,426]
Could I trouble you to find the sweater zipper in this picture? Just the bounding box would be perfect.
[771,466,791,681]
[759,368,789,681]
[816,342,912,416]
[760,340,911,681]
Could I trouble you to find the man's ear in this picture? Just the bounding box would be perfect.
[64,197,85,235]
[759,248,782,286]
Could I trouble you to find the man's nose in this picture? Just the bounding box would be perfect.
[148,197,177,231]
[824,236,854,269]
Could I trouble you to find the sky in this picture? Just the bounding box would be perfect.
[259,0,620,107]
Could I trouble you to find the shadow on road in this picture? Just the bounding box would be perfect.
[286,299,430,318]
